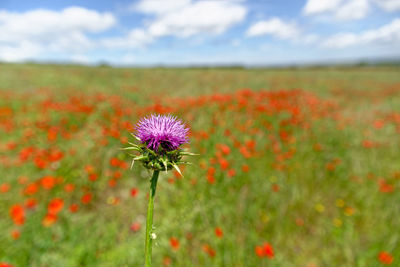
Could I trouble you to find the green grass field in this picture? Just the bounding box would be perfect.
[0,63,399,266]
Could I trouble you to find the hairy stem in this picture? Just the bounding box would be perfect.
[145,170,160,267]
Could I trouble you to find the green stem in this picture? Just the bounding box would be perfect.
[145,170,160,267]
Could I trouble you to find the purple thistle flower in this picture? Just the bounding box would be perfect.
[135,114,189,152]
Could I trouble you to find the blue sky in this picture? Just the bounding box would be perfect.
[0,0,399,65]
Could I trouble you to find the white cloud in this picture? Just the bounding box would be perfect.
[134,0,191,14]
[303,0,343,15]
[0,7,116,61]
[0,41,42,62]
[246,18,301,39]
[322,18,400,48]
[302,0,370,21]
[101,0,247,52]
[101,29,153,48]
[134,0,247,38]
[303,0,400,20]
[246,17,319,45]
[335,0,370,20]
[373,0,400,11]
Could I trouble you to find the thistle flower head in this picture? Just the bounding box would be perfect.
[125,114,194,173]
[135,114,189,153]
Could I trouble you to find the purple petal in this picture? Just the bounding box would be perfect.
[135,114,189,152]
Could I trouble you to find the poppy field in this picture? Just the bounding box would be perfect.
[0,63,399,266]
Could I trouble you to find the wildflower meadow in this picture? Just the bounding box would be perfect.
[0,64,399,266]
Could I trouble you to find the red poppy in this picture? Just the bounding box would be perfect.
[0,183,10,193]
[207,175,216,184]
[89,173,98,181]
[379,251,394,265]
[108,179,116,187]
[218,144,231,155]
[41,176,56,190]
[241,164,249,172]
[42,213,57,227]
[219,158,229,170]
[272,184,280,192]
[69,204,79,213]
[202,244,216,258]
[85,164,95,173]
[215,227,223,238]
[379,179,394,193]
[163,256,172,266]
[169,237,180,250]
[11,229,20,240]
[25,198,37,209]
[9,204,25,225]
[207,167,216,176]
[64,183,75,193]
[131,188,139,197]
[34,156,48,169]
[81,193,92,204]
[48,198,64,214]
[24,183,39,195]
[255,242,274,259]
[110,157,120,167]
[130,222,141,232]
